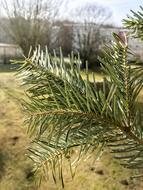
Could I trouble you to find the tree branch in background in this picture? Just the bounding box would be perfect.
[72,2,111,69]
[0,0,65,56]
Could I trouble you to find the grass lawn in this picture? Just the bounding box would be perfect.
[0,65,142,190]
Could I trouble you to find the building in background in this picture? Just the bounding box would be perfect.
[0,21,143,64]
[0,43,22,64]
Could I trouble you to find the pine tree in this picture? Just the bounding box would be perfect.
[16,6,143,186]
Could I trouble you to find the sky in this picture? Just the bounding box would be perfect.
[68,0,143,26]
[1,0,143,26]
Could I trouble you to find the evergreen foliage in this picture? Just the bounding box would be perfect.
[123,6,143,40]
[16,7,143,186]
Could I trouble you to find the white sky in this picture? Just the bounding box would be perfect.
[1,0,143,26]
[67,0,143,26]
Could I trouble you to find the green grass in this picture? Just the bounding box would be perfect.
[0,63,20,73]
[0,70,142,190]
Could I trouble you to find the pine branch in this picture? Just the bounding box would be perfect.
[15,31,143,185]
[123,6,143,40]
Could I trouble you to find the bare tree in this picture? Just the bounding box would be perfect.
[72,3,111,69]
[0,0,65,56]
[57,20,73,56]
